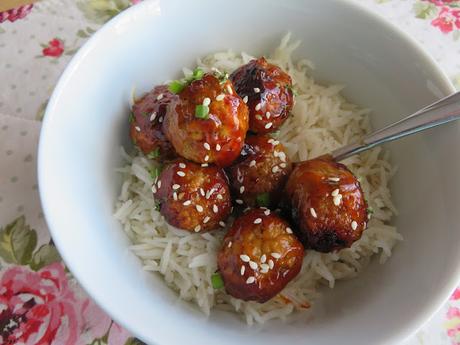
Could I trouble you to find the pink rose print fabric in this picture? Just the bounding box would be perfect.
[0,4,33,23]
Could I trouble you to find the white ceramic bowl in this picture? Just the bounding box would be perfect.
[38,0,460,344]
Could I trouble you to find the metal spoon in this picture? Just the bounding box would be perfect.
[330,91,460,161]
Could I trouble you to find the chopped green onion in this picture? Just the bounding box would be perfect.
[211,272,224,289]
[367,207,374,215]
[286,84,298,96]
[256,192,270,207]
[270,130,280,138]
[154,201,161,211]
[147,148,161,160]
[129,112,134,123]
[149,165,162,180]
[195,105,209,119]
[191,67,204,81]
[169,80,186,94]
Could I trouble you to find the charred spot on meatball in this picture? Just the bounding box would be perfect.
[226,135,292,208]
[218,208,304,303]
[129,85,177,160]
[153,159,232,232]
[163,73,249,167]
[230,57,293,134]
[284,157,368,252]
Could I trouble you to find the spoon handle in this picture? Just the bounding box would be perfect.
[331,91,460,161]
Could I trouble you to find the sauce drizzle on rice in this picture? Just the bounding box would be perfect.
[114,34,402,325]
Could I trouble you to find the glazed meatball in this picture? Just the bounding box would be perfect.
[163,74,249,167]
[153,159,232,232]
[130,85,176,159]
[218,209,304,303]
[230,57,293,134]
[226,135,292,208]
[284,158,368,252]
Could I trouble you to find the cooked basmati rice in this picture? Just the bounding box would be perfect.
[114,34,402,325]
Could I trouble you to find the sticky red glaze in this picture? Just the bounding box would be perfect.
[226,135,292,207]
[129,85,177,159]
[153,159,232,232]
[230,57,293,134]
[284,158,368,252]
[218,209,304,303]
[163,74,249,167]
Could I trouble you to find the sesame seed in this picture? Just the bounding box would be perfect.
[273,140,280,146]
[255,115,263,121]
[280,163,287,168]
[268,259,274,269]
[150,112,157,121]
[265,111,271,119]
[333,194,342,206]
[272,166,280,173]
[179,163,186,169]
[173,192,178,201]
[172,184,180,190]
[241,150,247,156]
[249,261,258,270]
[151,185,157,193]
[159,117,163,123]
[237,175,243,183]
[213,205,218,213]
[156,93,164,101]
[331,189,340,197]
[310,208,317,218]
[328,177,340,182]
[183,200,192,206]
[351,221,358,230]
[203,216,210,224]
[260,254,267,263]
[216,94,225,101]
[240,254,250,262]
[228,241,232,248]
[255,103,262,111]
[203,142,211,150]
[260,263,269,273]
[368,213,372,220]
[254,218,262,224]
[246,277,255,284]
[226,85,233,94]
[240,186,245,194]
[265,122,273,129]
[177,171,185,177]
[267,139,275,144]
[219,221,226,227]
[197,188,204,197]
[236,199,243,205]
[217,194,223,200]
[201,163,209,167]
[271,252,281,259]
[202,97,211,106]
[206,188,215,199]
[249,160,256,167]
[194,225,201,232]
[196,205,204,212]
[157,180,162,188]
[243,95,248,103]
[264,209,270,216]
[254,87,260,93]
[135,126,141,132]
[240,265,245,275]
[216,144,221,151]
[204,155,209,162]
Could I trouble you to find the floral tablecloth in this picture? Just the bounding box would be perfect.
[0,0,459,344]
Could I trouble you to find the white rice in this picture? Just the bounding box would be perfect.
[114,34,402,325]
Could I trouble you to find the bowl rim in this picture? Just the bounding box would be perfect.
[38,0,457,344]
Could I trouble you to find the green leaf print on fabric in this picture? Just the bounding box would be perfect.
[0,216,37,265]
[77,0,136,24]
[413,1,438,20]
[30,243,61,271]
[124,337,146,345]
